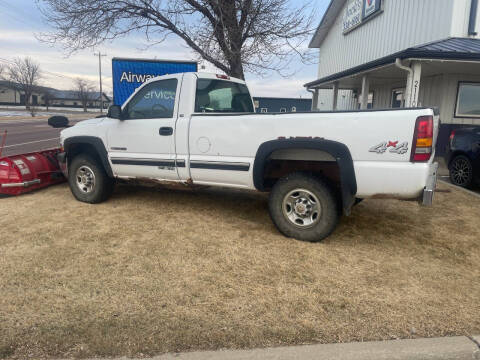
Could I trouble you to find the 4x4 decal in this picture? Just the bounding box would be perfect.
[369,141,409,154]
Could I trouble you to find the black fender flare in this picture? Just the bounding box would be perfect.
[253,138,357,215]
[63,136,113,177]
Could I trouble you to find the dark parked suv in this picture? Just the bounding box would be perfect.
[445,127,480,188]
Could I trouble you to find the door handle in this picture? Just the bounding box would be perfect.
[159,127,173,136]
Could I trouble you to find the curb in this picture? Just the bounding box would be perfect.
[438,179,480,199]
[101,336,480,360]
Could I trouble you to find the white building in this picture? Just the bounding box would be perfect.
[306,0,480,152]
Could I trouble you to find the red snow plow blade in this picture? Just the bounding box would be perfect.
[0,148,65,196]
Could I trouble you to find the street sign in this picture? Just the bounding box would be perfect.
[112,58,198,105]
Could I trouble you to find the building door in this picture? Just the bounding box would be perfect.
[391,89,405,108]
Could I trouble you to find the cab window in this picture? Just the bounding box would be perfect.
[195,79,254,113]
[124,79,177,119]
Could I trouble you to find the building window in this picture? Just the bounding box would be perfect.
[280,107,287,113]
[291,106,297,112]
[261,108,268,113]
[391,89,405,108]
[455,82,480,117]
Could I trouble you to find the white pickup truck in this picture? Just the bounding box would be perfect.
[52,72,439,242]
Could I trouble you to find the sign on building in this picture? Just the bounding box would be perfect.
[343,0,382,34]
[363,0,381,19]
[342,0,362,33]
[112,58,198,105]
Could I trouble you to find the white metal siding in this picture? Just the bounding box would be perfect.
[436,73,480,125]
[316,89,356,110]
[451,0,472,36]
[368,74,480,125]
[315,73,480,125]
[453,0,480,37]
[317,0,455,79]
[371,81,406,109]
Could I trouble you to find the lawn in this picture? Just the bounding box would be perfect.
[0,182,479,358]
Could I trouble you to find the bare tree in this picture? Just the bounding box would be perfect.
[7,57,41,110]
[37,0,315,79]
[42,90,54,111]
[74,78,96,112]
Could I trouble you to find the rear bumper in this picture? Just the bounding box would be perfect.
[355,161,437,199]
[422,162,438,206]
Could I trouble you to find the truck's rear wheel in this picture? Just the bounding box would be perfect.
[68,154,114,203]
[268,173,339,242]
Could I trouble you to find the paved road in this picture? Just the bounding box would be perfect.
[0,114,98,157]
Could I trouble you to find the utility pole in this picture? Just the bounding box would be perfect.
[94,52,107,113]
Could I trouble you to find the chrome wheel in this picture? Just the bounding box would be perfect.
[75,165,96,194]
[451,157,472,187]
[282,188,321,228]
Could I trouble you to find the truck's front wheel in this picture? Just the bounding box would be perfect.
[68,154,114,204]
[268,173,339,242]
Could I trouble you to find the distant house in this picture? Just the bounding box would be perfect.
[252,97,312,113]
[0,81,111,109]
[48,90,111,109]
[0,80,48,106]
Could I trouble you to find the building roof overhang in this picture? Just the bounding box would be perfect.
[305,37,480,89]
[309,0,345,48]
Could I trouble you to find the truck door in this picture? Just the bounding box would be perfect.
[106,77,181,180]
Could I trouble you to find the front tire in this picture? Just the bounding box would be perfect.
[68,154,114,203]
[449,155,473,188]
[268,173,339,242]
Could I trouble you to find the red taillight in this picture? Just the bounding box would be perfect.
[216,74,230,80]
[417,117,433,138]
[449,129,456,141]
[411,115,434,162]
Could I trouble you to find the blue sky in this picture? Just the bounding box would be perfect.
[0,0,330,97]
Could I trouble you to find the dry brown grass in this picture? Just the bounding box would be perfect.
[0,182,479,359]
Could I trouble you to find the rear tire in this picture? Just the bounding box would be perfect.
[268,173,339,242]
[68,154,114,203]
[449,155,473,188]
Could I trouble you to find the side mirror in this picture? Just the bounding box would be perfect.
[48,115,69,128]
[107,105,124,120]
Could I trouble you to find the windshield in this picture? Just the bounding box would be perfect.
[195,79,254,113]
